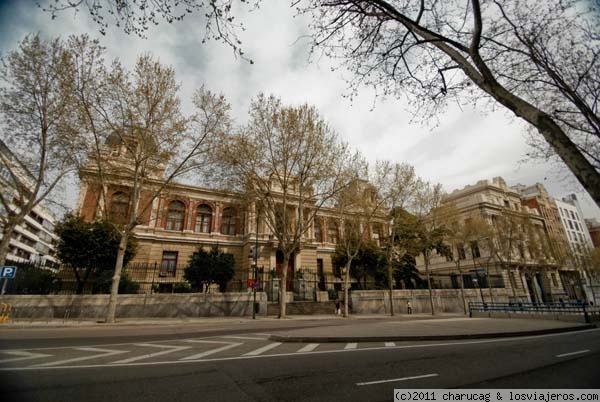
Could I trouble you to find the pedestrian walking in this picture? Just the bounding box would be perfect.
[407,300,412,315]
[335,299,341,315]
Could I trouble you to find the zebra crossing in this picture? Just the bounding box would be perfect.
[0,334,406,370]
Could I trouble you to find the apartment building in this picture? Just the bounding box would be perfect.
[0,140,59,268]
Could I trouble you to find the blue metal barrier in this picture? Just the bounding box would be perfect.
[468,301,596,323]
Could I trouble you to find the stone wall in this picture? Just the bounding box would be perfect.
[0,292,268,320]
[351,289,520,314]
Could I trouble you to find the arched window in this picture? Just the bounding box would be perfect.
[195,204,212,233]
[221,207,236,235]
[109,192,129,224]
[327,221,339,244]
[166,200,185,231]
[314,220,323,243]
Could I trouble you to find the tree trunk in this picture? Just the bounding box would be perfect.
[105,229,129,323]
[424,251,435,315]
[485,266,495,303]
[343,259,352,318]
[457,262,467,315]
[0,225,15,269]
[387,260,394,316]
[278,253,289,319]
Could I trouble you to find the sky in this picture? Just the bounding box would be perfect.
[1,0,599,220]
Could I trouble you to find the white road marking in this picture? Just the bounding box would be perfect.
[243,342,282,356]
[297,343,319,353]
[2,328,597,371]
[356,373,438,386]
[385,342,396,347]
[0,350,52,364]
[556,349,590,358]
[180,341,242,360]
[344,343,357,350]
[222,335,268,340]
[112,344,191,364]
[32,347,128,367]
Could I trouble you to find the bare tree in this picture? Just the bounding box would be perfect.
[307,0,600,205]
[376,161,421,315]
[42,0,255,61]
[332,161,392,317]
[44,1,600,203]
[440,205,485,314]
[70,47,231,322]
[0,34,79,269]
[413,182,447,315]
[216,94,351,318]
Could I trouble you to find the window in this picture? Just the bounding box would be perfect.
[470,241,481,258]
[221,207,236,235]
[551,273,558,287]
[166,200,185,230]
[314,220,323,243]
[518,243,525,259]
[445,248,453,262]
[327,221,339,244]
[160,251,178,277]
[110,192,130,224]
[194,204,212,233]
[457,243,466,260]
[568,220,574,230]
[570,211,575,220]
[372,224,384,242]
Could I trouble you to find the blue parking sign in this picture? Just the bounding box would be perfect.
[0,266,17,278]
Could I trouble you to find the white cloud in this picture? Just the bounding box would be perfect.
[1,0,598,219]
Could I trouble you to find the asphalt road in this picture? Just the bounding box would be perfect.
[1,324,599,402]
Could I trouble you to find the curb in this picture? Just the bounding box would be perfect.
[269,323,597,343]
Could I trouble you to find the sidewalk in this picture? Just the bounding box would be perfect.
[268,317,596,342]
[1,314,594,342]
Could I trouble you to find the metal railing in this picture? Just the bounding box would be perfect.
[468,301,598,323]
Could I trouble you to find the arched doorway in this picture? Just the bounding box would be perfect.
[276,250,295,291]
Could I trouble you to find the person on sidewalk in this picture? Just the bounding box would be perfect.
[407,300,412,315]
[335,299,341,315]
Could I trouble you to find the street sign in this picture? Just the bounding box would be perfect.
[0,266,17,279]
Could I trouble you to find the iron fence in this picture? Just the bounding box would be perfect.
[468,301,599,323]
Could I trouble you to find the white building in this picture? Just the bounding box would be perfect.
[555,195,594,254]
[0,140,59,268]
[4,205,59,267]
[555,194,597,302]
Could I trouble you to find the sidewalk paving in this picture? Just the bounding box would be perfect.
[268,317,597,342]
[1,314,594,343]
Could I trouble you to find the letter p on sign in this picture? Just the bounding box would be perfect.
[0,266,17,278]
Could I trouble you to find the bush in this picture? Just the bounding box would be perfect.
[92,270,140,294]
[2,262,60,294]
[173,282,192,293]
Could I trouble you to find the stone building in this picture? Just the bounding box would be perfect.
[75,142,387,296]
[418,177,569,303]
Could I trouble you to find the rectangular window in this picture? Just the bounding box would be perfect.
[457,244,466,260]
[470,241,481,258]
[160,251,178,277]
